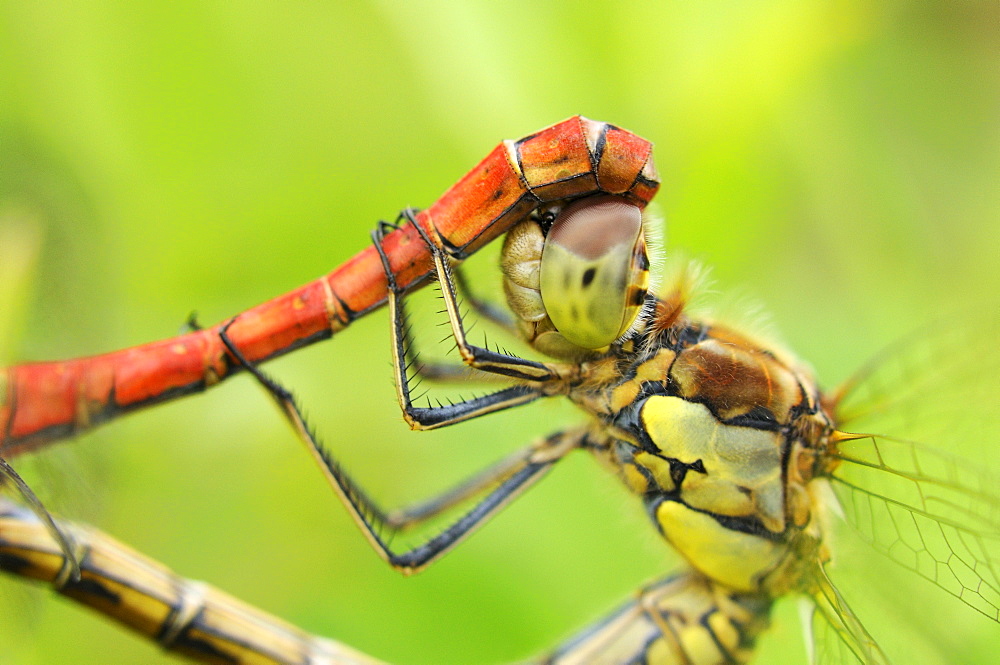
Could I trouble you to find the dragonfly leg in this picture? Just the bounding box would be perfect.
[399,264,517,384]
[219,320,584,573]
[181,311,203,333]
[394,211,565,383]
[382,249,512,386]
[378,209,516,335]
[402,264,525,383]
[373,221,550,430]
[382,436,565,531]
[380,210,517,382]
[397,359,511,384]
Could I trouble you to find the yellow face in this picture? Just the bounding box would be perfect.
[501,195,651,358]
[539,196,650,350]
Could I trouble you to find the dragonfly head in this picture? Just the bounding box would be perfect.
[501,195,656,359]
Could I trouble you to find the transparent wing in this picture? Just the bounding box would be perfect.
[806,563,889,665]
[828,310,1000,623]
[829,433,1000,621]
[810,310,1000,664]
[830,310,1000,457]
[801,439,999,665]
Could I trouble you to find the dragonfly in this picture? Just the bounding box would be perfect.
[1,116,997,664]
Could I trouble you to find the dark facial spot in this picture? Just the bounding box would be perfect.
[582,267,596,287]
[588,300,604,323]
[571,305,580,320]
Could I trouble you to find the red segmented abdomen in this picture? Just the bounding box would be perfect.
[1,116,659,454]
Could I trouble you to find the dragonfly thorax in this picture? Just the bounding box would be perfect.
[573,316,837,595]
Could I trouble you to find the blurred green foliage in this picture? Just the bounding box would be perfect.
[0,2,997,664]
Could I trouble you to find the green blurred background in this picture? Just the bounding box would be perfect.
[1,2,997,663]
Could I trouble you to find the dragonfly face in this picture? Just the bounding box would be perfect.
[539,196,649,350]
[506,205,832,583]
[501,195,651,359]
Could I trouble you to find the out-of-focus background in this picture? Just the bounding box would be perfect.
[1,2,997,664]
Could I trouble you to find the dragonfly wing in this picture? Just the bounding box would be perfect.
[807,563,889,665]
[814,311,1000,661]
[829,433,1000,622]
[828,311,1000,623]
[831,310,1000,457]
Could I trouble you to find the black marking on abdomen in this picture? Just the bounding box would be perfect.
[69,578,120,604]
[0,551,31,574]
[169,630,240,664]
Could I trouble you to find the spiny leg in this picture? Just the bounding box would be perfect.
[411,265,525,383]
[398,210,564,383]
[398,298,512,385]
[392,208,520,382]
[402,359,510,385]
[381,220,512,386]
[219,321,584,573]
[373,219,548,430]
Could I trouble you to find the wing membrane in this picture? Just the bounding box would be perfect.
[831,311,1000,456]
[830,433,1000,621]
[808,563,889,665]
[812,311,1000,661]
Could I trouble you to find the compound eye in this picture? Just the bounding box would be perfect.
[539,196,649,350]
